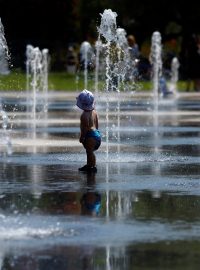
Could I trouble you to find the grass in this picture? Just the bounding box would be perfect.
[0,69,189,92]
[0,70,97,91]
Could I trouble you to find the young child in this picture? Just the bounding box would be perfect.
[76,89,101,172]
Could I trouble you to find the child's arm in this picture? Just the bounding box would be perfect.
[96,112,99,129]
[79,114,88,143]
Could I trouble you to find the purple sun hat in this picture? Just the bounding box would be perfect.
[76,89,95,111]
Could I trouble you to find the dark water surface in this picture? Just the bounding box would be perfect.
[0,92,200,269]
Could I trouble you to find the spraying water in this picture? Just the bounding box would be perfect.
[116,28,129,85]
[169,57,180,96]
[27,46,42,139]
[79,41,95,89]
[26,45,49,141]
[0,18,12,155]
[0,103,12,155]
[98,9,118,43]
[94,36,102,95]
[41,48,49,115]
[98,9,118,160]
[150,31,162,112]
[150,31,162,159]
[97,10,135,160]
[0,18,10,75]
[115,28,130,157]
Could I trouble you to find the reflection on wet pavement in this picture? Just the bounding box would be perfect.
[0,92,200,269]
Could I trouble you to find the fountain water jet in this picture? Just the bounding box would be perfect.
[79,41,95,89]
[150,31,162,112]
[98,9,119,160]
[149,31,162,161]
[26,45,49,142]
[0,18,10,75]
[116,28,131,88]
[169,57,180,96]
[94,36,102,95]
[0,18,12,155]
[97,10,138,161]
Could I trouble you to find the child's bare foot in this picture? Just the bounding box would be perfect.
[78,165,97,173]
[79,165,88,171]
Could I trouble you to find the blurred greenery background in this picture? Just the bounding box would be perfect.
[0,0,200,91]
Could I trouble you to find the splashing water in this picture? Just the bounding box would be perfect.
[98,9,119,160]
[0,105,12,155]
[116,28,128,49]
[97,10,137,161]
[26,45,49,140]
[169,57,180,95]
[149,32,163,158]
[150,31,162,112]
[0,18,10,75]
[0,18,12,155]
[79,41,94,89]
[98,9,118,42]
[116,28,130,87]
[94,36,102,95]
[26,46,42,138]
[41,48,49,115]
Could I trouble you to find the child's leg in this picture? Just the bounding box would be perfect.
[84,138,96,167]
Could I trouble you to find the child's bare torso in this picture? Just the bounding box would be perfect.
[80,110,98,135]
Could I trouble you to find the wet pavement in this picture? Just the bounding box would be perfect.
[0,91,200,269]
